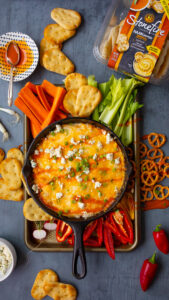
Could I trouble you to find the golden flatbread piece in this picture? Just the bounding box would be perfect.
[44,24,76,44]
[65,73,87,91]
[75,85,102,117]
[31,269,59,300]
[116,34,129,52]
[0,178,23,201]
[51,8,81,30]
[0,148,5,163]
[0,158,22,190]
[40,38,62,66]
[100,25,119,60]
[23,198,53,221]
[44,282,77,300]
[42,48,75,75]
[7,148,24,166]
[63,89,78,116]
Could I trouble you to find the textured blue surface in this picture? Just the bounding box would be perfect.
[0,0,169,299]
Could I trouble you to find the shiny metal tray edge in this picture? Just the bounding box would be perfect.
[24,112,140,252]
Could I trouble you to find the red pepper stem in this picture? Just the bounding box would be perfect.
[149,252,156,264]
[154,224,162,232]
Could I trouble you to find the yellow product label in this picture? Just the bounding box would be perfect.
[160,0,169,19]
[108,0,169,82]
[146,45,161,55]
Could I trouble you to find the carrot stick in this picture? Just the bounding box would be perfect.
[36,86,51,111]
[44,92,54,105]
[19,87,48,124]
[30,121,41,138]
[41,80,59,97]
[25,82,37,94]
[14,97,41,132]
[42,87,66,129]
[142,199,169,211]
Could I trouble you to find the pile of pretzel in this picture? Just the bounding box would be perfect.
[140,133,169,210]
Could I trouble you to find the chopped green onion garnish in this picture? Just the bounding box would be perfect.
[98,191,102,197]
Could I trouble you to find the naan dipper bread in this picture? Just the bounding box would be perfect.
[0,149,24,201]
[51,8,81,30]
[44,24,76,44]
[31,269,59,300]
[0,178,24,201]
[23,198,53,221]
[63,85,102,117]
[40,38,62,66]
[63,89,79,116]
[100,25,119,60]
[75,85,102,117]
[0,158,22,190]
[42,48,75,75]
[7,148,24,166]
[116,33,129,52]
[65,73,88,91]
[44,282,77,300]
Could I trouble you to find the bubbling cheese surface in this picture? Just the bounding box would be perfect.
[30,123,126,218]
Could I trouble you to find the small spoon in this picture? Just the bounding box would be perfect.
[6,42,20,106]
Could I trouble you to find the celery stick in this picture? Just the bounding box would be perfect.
[88,75,97,88]
[92,106,99,121]
[121,117,133,146]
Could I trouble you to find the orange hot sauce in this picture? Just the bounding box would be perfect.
[0,39,34,76]
[6,42,20,65]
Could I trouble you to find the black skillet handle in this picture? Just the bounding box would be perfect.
[71,223,87,279]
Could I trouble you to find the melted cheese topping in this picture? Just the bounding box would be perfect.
[31,123,126,218]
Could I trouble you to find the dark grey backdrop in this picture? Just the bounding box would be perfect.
[0,0,169,299]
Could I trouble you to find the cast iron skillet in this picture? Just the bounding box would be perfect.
[22,118,132,279]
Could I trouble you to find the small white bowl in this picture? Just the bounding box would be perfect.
[0,238,17,282]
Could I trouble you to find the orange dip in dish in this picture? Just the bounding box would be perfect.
[0,39,34,76]
[30,123,126,218]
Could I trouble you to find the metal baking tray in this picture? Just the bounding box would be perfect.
[24,112,140,252]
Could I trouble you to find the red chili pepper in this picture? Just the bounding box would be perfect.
[119,209,134,244]
[56,220,72,242]
[110,209,134,244]
[67,234,74,245]
[103,225,115,260]
[140,252,158,291]
[67,234,100,247]
[105,213,128,244]
[67,219,103,247]
[84,238,100,247]
[83,220,98,241]
[153,224,169,254]
[97,218,103,246]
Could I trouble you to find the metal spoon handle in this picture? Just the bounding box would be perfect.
[8,65,13,106]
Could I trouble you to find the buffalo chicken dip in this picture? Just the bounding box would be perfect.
[30,123,126,218]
